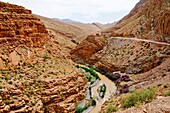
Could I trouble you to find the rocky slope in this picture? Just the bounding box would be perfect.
[0,1,87,112]
[71,34,107,64]
[0,2,48,47]
[1,0,169,112]
[36,15,103,53]
[71,35,170,74]
[101,84,170,113]
[104,0,170,42]
[70,0,170,112]
[71,0,170,81]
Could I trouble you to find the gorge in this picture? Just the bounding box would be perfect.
[0,0,170,113]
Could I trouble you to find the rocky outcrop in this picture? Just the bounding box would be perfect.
[70,34,107,64]
[0,36,87,112]
[0,67,86,113]
[0,2,87,113]
[0,1,48,69]
[0,1,48,47]
[93,38,169,74]
[71,35,170,74]
[105,0,170,42]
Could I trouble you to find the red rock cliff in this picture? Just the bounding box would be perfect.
[71,35,107,64]
[0,1,48,47]
[106,0,170,42]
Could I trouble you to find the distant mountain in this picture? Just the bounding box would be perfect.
[62,19,81,23]
[52,18,81,23]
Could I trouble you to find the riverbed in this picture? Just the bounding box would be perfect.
[88,71,116,113]
[77,65,117,113]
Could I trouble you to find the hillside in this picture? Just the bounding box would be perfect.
[71,0,170,112]
[104,0,170,42]
[0,1,87,112]
[0,2,47,47]
[36,15,103,53]
[0,0,170,113]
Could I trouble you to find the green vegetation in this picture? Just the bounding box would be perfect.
[164,90,170,96]
[100,84,106,92]
[98,84,106,98]
[44,105,49,110]
[106,104,118,113]
[75,99,96,113]
[91,98,96,106]
[85,72,96,85]
[87,75,92,82]
[4,99,14,104]
[76,65,100,80]
[75,107,84,113]
[75,65,99,112]
[5,77,9,81]
[43,56,49,60]
[11,100,15,104]
[121,88,156,109]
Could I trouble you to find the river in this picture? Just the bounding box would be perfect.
[77,65,117,113]
[89,71,116,113]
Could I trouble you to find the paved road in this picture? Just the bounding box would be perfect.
[111,37,170,46]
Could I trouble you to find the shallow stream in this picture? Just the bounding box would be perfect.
[77,65,117,113]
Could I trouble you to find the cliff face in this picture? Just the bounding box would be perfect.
[70,0,170,83]
[71,35,107,64]
[71,35,170,74]
[0,2,87,113]
[0,2,48,47]
[106,0,170,42]
[69,0,170,112]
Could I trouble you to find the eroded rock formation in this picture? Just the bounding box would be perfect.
[0,2,87,112]
[0,1,48,47]
[71,34,107,64]
[105,0,170,42]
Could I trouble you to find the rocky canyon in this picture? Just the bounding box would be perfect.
[0,0,170,113]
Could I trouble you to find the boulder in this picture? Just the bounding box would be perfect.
[110,73,121,81]
[121,75,131,82]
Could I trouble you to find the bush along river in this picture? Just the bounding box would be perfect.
[75,65,117,113]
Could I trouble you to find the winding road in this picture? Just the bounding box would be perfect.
[111,37,170,46]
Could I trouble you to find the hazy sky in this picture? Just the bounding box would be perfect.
[1,0,139,24]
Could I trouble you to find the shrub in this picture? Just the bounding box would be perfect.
[75,100,95,113]
[121,88,156,109]
[43,56,49,60]
[98,84,106,98]
[91,98,96,106]
[5,77,9,81]
[77,66,100,80]
[107,104,118,113]
[4,100,14,104]
[75,107,84,113]
[44,105,48,110]
[11,100,15,104]
[8,81,13,84]
[86,74,92,82]
[165,90,170,96]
